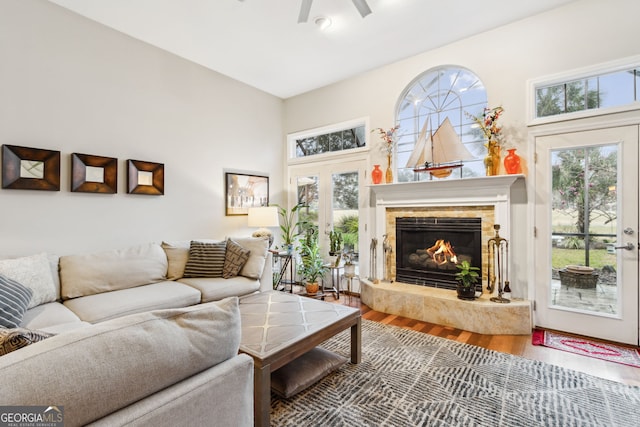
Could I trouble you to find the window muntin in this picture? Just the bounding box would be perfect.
[395,66,488,182]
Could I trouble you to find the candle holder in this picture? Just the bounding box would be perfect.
[487,224,511,303]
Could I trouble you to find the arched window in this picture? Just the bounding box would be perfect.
[395,66,488,181]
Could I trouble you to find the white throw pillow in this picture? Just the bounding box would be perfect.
[0,253,57,309]
[230,237,269,279]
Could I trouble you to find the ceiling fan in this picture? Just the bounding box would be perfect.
[297,0,372,23]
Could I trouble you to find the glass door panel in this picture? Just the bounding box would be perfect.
[550,145,619,315]
[331,171,359,255]
[296,175,319,237]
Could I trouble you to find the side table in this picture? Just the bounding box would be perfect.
[272,251,295,292]
[324,264,341,299]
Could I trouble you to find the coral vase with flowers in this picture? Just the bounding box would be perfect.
[469,106,504,176]
[372,125,400,183]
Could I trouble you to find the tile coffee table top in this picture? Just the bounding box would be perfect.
[239,291,359,358]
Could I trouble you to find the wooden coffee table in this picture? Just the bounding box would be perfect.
[239,291,361,427]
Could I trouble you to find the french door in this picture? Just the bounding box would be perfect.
[288,159,367,269]
[534,125,639,345]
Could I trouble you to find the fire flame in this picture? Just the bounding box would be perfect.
[426,239,458,265]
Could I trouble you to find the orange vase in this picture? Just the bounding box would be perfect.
[371,165,383,184]
[503,148,522,174]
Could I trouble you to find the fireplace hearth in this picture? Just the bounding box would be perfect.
[395,217,482,290]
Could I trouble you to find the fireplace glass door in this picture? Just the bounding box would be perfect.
[534,125,639,345]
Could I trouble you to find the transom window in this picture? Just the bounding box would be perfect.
[536,67,640,118]
[395,66,488,182]
[289,119,367,160]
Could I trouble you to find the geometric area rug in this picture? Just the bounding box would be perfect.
[271,320,640,427]
[532,329,640,368]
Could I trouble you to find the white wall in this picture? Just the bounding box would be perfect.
[284,0,640,149]
[282,0,640,298]
[0,0,285,257]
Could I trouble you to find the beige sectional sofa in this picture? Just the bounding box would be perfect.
[16,237,272,332]
[0,237,272,426]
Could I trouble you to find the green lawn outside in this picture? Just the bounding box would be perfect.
[551,247,616,269]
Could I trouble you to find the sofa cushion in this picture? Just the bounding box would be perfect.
[223,239,250,279]
[271,346,348,398]
[178,276,260,303]
[63,281,202,324]
[20,301,83,331]
[0,274,32,328]
[0,253,57,308]
[0,327,54,356]
[183,241,226,278]
[0,297,241,427]
[60,243,168,299]
[231,237,269,279]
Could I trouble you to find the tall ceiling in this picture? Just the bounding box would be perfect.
[47,0,577,99]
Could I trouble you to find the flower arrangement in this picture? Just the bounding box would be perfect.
[372,125,400,155]
[467,106,505,176]
[372,125,400,183]
[469,106,504,144]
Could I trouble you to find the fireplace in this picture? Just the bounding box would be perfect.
[395,217,482,290]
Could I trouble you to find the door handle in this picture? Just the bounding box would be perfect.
[613,242,635,250]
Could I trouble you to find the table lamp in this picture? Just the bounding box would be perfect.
[248,206,279,247]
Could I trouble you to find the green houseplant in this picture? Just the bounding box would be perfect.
[454,260,480,300]
[329,230,343,256]
[299,230,328,294]
[276,203,306,254]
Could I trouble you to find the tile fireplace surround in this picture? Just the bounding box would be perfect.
[364,175,531,335]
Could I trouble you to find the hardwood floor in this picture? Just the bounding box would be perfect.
[326,294,640,387]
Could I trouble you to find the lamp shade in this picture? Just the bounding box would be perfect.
[248,206,279,228]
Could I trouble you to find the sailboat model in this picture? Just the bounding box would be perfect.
[406,117,475,179]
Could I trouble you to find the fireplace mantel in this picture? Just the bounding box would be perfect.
[369,174,525,207]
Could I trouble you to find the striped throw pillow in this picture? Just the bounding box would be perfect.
[182,241,226,278]
[223,239,251,279]
[0,274,33,328]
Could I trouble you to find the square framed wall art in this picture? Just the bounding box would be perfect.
[225,172,269,215]
[1,144,60,191]
[71,153,117,193]
[127,159,164,195]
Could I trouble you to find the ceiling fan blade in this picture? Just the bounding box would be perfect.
[298,0,313,23]
[352,0,372,18]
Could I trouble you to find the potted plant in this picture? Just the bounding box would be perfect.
[299,230,328,294]
[343,250,356,279]
[455,260,480,300]
[275,203,306,254]
[329,230,343,256]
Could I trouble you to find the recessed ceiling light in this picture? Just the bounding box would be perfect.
[314,16,332,31]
